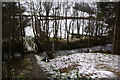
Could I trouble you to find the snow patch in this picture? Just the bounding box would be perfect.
[35,53,120,79]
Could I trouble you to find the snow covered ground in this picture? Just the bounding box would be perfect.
[35,53,120,79]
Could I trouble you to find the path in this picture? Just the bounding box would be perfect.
[29,54,47,79]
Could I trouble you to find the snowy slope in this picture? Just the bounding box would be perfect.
[35,53,120,79]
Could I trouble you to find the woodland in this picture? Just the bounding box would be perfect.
[2,1,120,80]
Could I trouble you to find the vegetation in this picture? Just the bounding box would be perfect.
[2,54,32,79]
[2,2,27,59]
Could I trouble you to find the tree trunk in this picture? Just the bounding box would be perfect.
[113,2,120,55]
[77,12,80,36]
[11,3,15,59]
[60,22,62,40]
[19,2,24,59]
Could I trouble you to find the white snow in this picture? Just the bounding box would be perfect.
[35,53,120,79]
[23,36,38,52]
